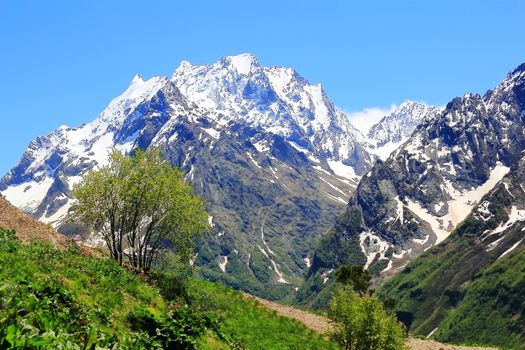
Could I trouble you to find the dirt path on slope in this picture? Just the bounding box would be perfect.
[246,294,498,350]
[249,295,331,334]
[405,338,498,350]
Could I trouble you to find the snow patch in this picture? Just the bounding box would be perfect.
[327,160,358,180]
[2,177,54,212]
[202,127,221,139]
[247,153,262,169]
[218,256,228,273]
[259,224,288,283]
[498,239,522,260]
[394,196,404,223]
[288,141,309,154]
[483,206,525,240]
[229,53,254,75]
[413,235,429,245]
[253,140,269,153]
[358,231,391,269]
[406,163,510,244]
[367,137,408,161]
[321,268,334,284]
[304,256,311,268]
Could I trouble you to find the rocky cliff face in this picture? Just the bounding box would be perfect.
[300,63,525,305]
[379,153,525,348]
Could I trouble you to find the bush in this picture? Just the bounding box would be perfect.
[328,287,407,350]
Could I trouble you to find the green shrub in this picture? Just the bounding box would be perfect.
[328,287,407,350]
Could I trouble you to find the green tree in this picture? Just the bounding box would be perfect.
[328,287,407,350]
[71,149,208,272]
[335,265,372,296]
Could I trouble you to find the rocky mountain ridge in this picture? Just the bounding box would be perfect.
[299,62,525,305]
[380,151,525,349]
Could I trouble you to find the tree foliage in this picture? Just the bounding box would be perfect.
[328,287,407,350]
[72,149,208,272]
[335,264,372,296]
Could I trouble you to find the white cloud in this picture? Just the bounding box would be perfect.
[344,104,397,135]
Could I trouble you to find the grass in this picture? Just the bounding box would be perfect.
[189,279,340,350]
[0,228,340,349]
[0,228,193,348]
[435,245,525,349]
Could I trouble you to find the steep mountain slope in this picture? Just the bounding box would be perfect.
[366,100,439,160]
[0,54,374,299]
[379,153,525,349]
[300,62,525,306]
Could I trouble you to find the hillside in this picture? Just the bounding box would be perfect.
[246,292,498,350]
[0,195,68,247]
[0,166,503,348]
[0,225,336,349]
[0,223,501,349]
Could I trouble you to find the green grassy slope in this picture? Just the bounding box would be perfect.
[0,228,179,348]
[0,227,338,349]
[191,279,339,350]
[435,245,525,348]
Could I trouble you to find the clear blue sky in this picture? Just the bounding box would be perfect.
[1,0,524,176]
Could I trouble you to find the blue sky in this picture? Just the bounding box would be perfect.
[1,0,524,176]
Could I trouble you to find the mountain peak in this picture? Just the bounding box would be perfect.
[98,75,169,125]
[174,60,193,74]
[398,99,421,109]
[131,74,144,84]
[510,62,525,76]
[366,100,436,159]
[223,53,259,75]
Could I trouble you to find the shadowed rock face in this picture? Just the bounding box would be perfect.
[300,63,525,307]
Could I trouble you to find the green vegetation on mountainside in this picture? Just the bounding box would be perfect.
[0,228,206,349]
[0,228,338,349]
[191,279,339,350]
[435,245,525,349]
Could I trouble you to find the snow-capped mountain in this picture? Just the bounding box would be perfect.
[0,76,195,222]
[172,53,374,174]
[0,54,378,298]
[300,62,525,304]
[366,100,440,160]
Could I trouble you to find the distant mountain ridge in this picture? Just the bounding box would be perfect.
[366,100,440,160]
